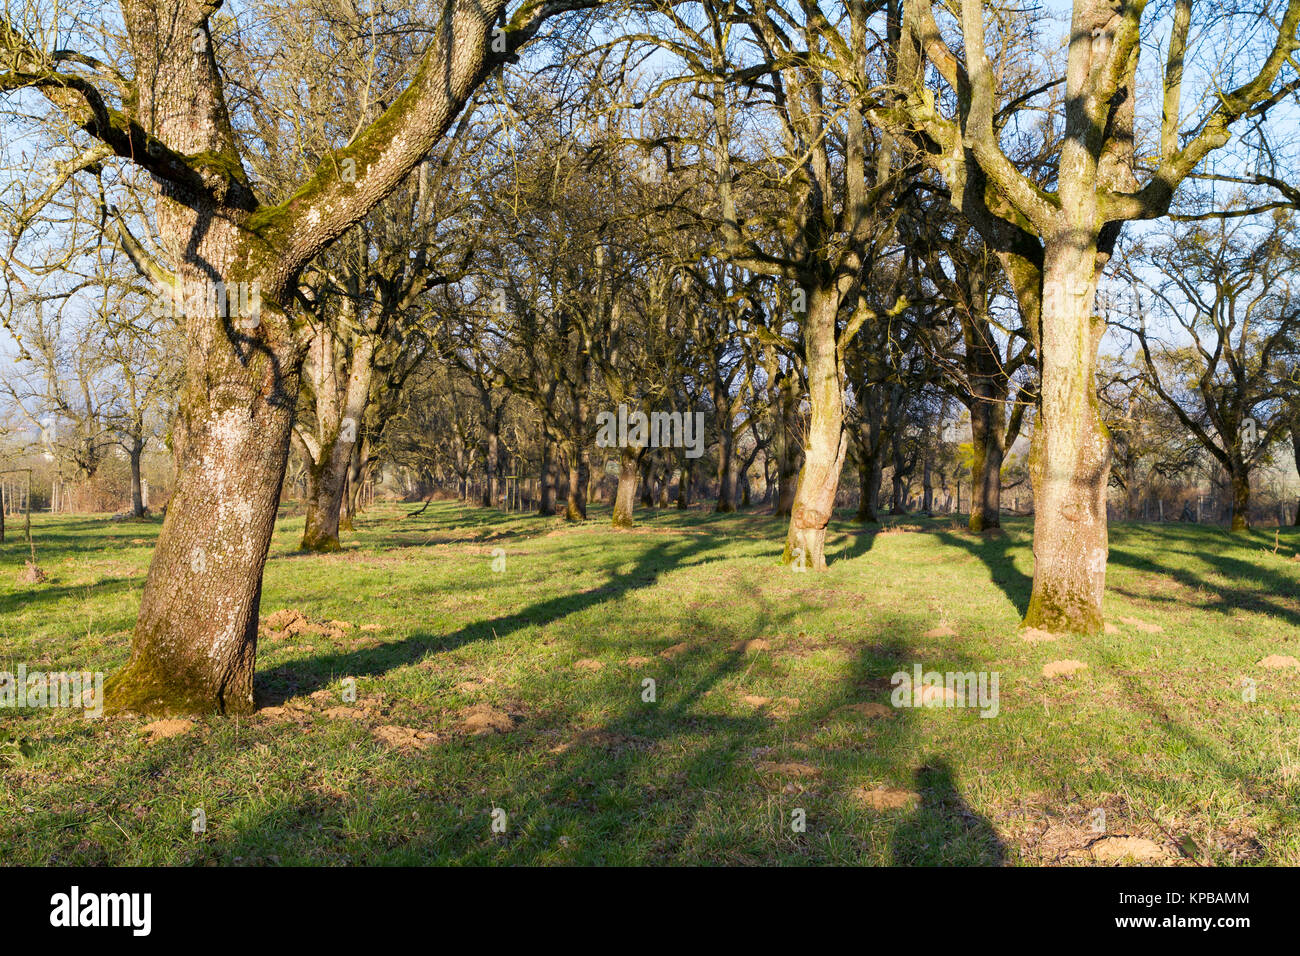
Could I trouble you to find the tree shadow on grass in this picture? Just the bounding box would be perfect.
[1107,540,1300,630]
[933,527,1034,617]
[254,535,726,704]
[200,543,1013,865]
[890,758,1007,865]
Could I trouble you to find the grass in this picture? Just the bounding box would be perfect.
[2,500,1298,865]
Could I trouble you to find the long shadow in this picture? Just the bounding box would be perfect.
[203,532,1009,865]
[890,758,1007,865]
[255,534,725,704]
[1108,538,1300,629]
[934,527,1033,616]
[0,576,142,619]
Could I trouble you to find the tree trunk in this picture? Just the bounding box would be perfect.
[341,436,366,529]
[715,411,737,512]
[783,290,847,569]
[1229,465,1250,532]
[106,326,301,715]
[565,446,589,521]
[774,373,801,518]
[967,399,1005,531]
[483,426,500,507]
[612,446,640,528]
[639,455,655,507]
[129,443,146,518]
[539,431,557,516]
[921,454,933,514]
[300,334,373,551]
[1022,247,1110,635]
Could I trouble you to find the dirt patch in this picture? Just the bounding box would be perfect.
[1080,835,1168,863]
[756,761,821,792]
[1042,659,1088,678]
[832,701,895,720]
[572,658,604,672]
[923,624,956,638]
[1021,627,1059,644]
[734,638,770,653]
[851,786,919,811]
[456,704,519,735]
[359,623,384,632]
[740,694,770,707]
[1104,622,1118,635]
[623,656,654,666]
[916,685,960,705]
[1118,616,1163,634]
[263,608,309,636]
[1258,654,1300,669]
[659,642,690,660]
[372,725,438,751]
[140,719,193,743]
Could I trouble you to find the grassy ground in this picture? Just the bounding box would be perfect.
[2,500,1298,865]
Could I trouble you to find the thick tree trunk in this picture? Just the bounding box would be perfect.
[1229,466,1250,532]
[677,460,691,510]
[774,373,801,518]
[979,439,1005,528]
[612,446,639,528]
[565,447,589,521]
[300,334,373,551]
[967,399,1005,531]
[539,432,557,516]
[783,290,847,569]
[107,323,301,715]
[715,416,737,512]
[129,444,146,518]
[1023,245,1111,635]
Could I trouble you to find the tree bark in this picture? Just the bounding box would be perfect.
[612,445,640,528]
[300,332,373,551]
[539,430,558,516]
[128,443,146,518]
[1022,245,1111,635]
[1229,465,1250,532]
[98,0,529,714]
[783,290,847,569]
[774,372,801,518]
[715,407,737,512]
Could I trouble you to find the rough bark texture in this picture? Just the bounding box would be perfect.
[1022,243,1111,635]
[98,0,520,714]
[783,291,848,569]
[128,443,146,518]
[300,328,374,551]
[612,446,640,528]
[1229,467,1251,532]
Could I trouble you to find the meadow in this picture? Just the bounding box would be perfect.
[2,502,1298,865]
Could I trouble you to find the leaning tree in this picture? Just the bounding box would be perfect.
[1,0,598,714]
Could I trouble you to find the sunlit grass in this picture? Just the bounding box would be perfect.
[2,501,1297,864]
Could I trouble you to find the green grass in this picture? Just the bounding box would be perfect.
[2,501,1298,865]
